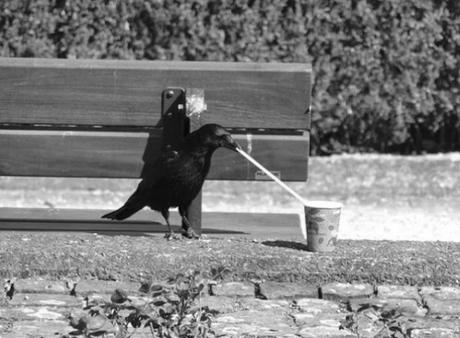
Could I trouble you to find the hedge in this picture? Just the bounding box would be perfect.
[1,0,459,154]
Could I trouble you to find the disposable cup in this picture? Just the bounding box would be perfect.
[304,201,342,252]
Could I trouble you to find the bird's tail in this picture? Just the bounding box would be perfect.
[101,204,143,221]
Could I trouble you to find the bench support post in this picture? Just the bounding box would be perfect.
[185,89,204,236]
[161,88,186,151]
[161,88,202,235]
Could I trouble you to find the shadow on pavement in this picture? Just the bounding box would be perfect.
[262,240,309,251]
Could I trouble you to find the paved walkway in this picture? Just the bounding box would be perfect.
[2,279,460,337]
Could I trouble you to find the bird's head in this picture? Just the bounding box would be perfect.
[193,124,240,152]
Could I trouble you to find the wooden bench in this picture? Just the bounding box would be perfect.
[0,57,311,235]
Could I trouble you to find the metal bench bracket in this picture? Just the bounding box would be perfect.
[160,87,201,234]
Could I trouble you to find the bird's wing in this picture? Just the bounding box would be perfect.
[101,150,182,220]
[129,149,180,198]
[140,149,180,184]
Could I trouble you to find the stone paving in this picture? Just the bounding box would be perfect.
[1,279,460,337]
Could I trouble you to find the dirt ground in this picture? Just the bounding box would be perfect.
[1,231,460,286]
[1,153,459,241]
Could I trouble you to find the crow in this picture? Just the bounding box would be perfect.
[102,123,239,239]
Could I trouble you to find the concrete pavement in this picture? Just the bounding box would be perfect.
[2,279,460,337]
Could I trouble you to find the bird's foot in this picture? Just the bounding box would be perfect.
[164,231,182,241]
[182,227,200,239]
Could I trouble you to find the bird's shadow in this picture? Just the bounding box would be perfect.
[86,222,247,237]
[262,240,309,251]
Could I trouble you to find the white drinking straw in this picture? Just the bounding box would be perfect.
[236,148,307,205]
[236,148,307,239]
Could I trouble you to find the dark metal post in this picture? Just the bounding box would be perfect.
[161,88,186,151]
[161,87,202,235]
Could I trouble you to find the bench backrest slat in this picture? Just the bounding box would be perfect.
[0,129,308,181]
[0,58,311,130]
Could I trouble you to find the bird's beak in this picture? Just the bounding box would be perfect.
[222,134,240,152]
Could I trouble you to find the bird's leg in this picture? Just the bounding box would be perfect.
[179,206,200,239]
[161,209,180,240]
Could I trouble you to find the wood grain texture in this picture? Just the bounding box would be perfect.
[0,208,301,237]
[0,57,311,129]
[0,129,309,181]
[211,133,309,181]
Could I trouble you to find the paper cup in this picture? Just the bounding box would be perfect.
[305,201,342,252]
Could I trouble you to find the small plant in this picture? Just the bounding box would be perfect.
[68,271,216,338]
[340,312,360,336]
[340,304,408,338]
[376,308,407,338]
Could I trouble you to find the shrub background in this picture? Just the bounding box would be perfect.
[1,0,459,154]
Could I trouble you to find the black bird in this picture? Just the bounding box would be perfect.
[102,124,239,239]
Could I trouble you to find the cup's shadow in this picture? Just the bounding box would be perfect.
[262,240,309,251]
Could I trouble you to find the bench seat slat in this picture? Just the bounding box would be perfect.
[0,129,308,181]
[0,207,301,238]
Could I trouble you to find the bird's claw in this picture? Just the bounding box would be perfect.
[182,228,200,239]
[164,232,182,241]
